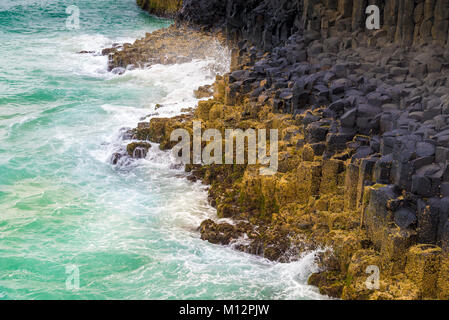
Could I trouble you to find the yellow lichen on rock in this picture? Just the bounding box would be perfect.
[437,254,449,299]
[405,244,442,299]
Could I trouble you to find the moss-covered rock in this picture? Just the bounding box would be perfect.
[136,0,182,18]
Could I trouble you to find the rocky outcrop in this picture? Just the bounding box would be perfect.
[171,0,449,300]
[179,0,449,50]
[127,142,151,159]
[123,0,449,299]
[105,25,226,72]
[136,0,182,18]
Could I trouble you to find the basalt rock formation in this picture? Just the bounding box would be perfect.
[136,0,182,18]
[178,0,449,49]
[127,0,449,299]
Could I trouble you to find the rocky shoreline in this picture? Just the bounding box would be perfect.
[110,0,449,299]
[136,0,182,18]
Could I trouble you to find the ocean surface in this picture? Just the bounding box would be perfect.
[0,0,325,299]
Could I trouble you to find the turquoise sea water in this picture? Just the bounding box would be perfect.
[0,0,324,300]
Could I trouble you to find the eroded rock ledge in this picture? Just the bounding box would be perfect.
[124,0,449,299]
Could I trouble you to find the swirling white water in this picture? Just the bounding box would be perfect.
[0,0,325,300]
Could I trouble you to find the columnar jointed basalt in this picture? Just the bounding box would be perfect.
[129,0,449,299]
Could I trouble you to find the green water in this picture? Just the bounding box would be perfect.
[0,0,324,300]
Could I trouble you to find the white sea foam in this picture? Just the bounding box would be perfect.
[271,250,331,300]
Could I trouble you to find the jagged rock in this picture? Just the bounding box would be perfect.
[394,208,417,230]
[111,153,124,165]
[137,0,182,17]
[412,156,435,170]
[101,47,116,56]
[329,99,348,113]
[132,0,449,300]
[305,122,329,143]
[330,78,352,94]
[353,146,373,160]
[127,142,151,159]
[416,141,436,157]
[326,133,354,154]
[405,244,442,299]
[199,219,242,245]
